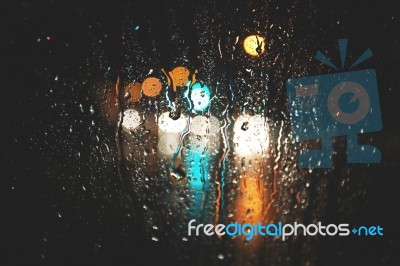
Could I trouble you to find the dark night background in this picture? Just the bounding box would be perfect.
[2,0,400,265]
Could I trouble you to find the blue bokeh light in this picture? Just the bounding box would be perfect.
[186,82,211,112]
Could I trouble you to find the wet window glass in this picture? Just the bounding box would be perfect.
[4,0,400,265]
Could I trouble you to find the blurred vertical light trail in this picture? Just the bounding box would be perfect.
[231,113,270,265]
[185,142,210,219]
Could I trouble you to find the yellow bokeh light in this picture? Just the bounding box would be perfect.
[124,82,142,102]
[243,35,266,56]
[142,77,163,97]
[169,66,190,92]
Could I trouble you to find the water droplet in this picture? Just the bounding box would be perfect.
[241,121,249,131]
[124,91,131,99]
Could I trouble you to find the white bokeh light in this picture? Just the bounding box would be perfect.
[122,109,142,131]
[233,114,269,157]
[158,112,188,133]
[190,115,220,136]
[157,133,181,156]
